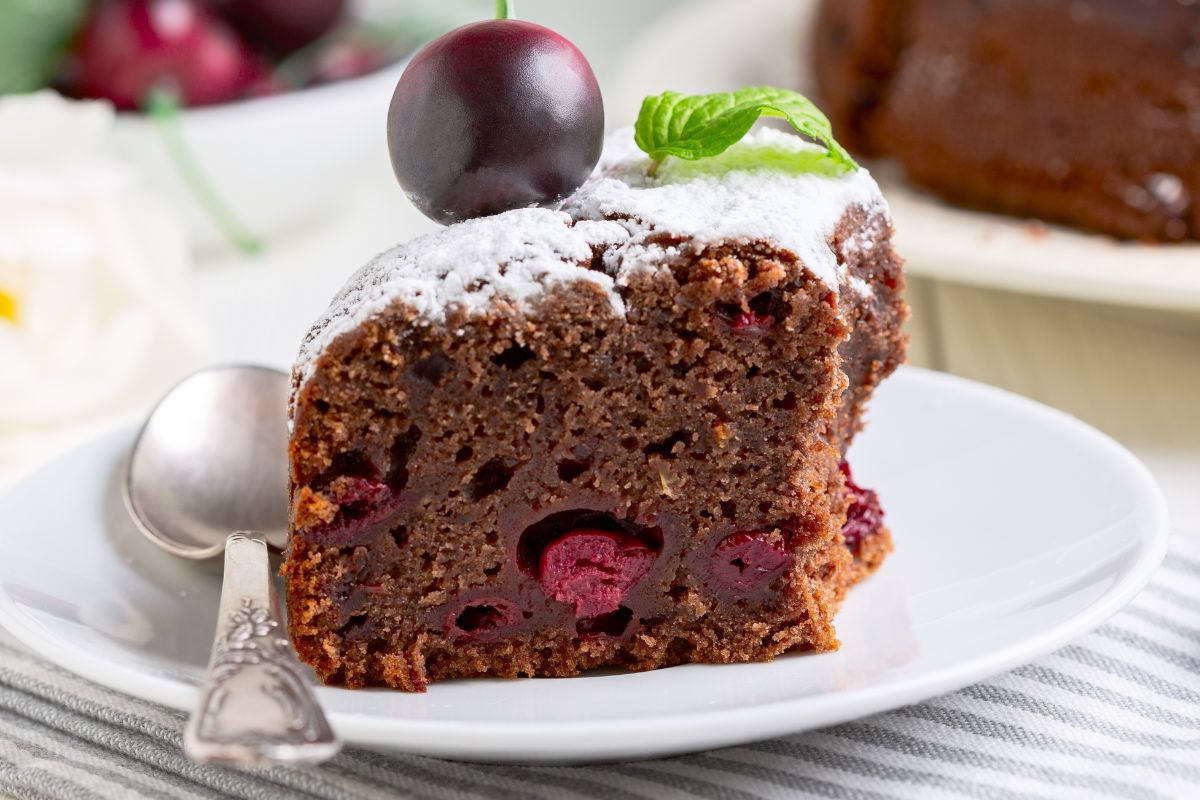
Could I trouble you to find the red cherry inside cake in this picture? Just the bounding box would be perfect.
[538,529,657,618]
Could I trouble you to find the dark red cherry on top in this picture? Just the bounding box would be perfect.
[387,17,604,224]
[78,0,261,110]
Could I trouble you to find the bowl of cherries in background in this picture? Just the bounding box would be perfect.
[1,0,478,252]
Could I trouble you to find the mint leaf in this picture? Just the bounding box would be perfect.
[0,0,87,93]
[634,86,857,175]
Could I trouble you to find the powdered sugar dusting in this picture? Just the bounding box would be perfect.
[294,128,887,394]
[294,208,627,387]
[564,127,886,291]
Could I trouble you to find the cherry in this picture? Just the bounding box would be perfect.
[710,530,791,592]
[216,0,346,56]
[77,0,260,110]
[729,311,776,336]
[840,462,885,549]
[538,529,655,618]
[718,292,785,336]
[307,476,404,546]
[387,18,604,224]
[329,476,390,507]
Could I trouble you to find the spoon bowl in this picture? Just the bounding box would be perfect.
[121,364,337,764]
[124,365,290,559]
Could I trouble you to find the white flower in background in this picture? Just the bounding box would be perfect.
[0,92,208,441]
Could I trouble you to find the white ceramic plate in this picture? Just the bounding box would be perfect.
[611,0,1200,312]
[0,368,1169,764]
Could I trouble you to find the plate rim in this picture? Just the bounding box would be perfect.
[0,367,1171,762]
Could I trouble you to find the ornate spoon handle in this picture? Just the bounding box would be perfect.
[184,533,340,764]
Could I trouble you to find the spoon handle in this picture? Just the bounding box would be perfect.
[184,533,340,765]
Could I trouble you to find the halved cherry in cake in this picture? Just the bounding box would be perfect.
[444,596,526,643]
[307,476,406,546]
[840,462,884,549]
[728,311,776,336]
[710,529,791,592]
[331,476,389,506]
[518,510,663,618]
[716,291,789,337]
[538,529,656,618]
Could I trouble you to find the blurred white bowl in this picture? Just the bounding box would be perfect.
[109,57,409,253]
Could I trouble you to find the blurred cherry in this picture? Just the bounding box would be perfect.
[78,0,260,109]
[218,0,346,55]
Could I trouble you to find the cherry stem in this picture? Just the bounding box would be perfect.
[495,0,515,19]
[143,89,264,255]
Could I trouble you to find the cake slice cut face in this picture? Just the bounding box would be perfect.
[285,129,907,690]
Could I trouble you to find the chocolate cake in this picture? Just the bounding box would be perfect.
[812,0,1200,241]
[284,128,907,691]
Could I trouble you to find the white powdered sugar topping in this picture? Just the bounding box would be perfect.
[294,208,628,386]
[294,127,887,390]
[563,127,886,291]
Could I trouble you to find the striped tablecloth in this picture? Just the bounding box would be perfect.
[1,537,1197,800]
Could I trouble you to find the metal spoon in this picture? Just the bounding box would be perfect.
[123,365,339,765]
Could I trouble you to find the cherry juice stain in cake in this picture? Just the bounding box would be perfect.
[283,127,907,690]
[708,530,792,593]
[840,461,884,550]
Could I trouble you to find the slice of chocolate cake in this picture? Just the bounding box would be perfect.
[812,0,1200,241]
[284,128,907,691]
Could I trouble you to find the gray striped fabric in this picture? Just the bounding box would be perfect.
[1,537,1197,800]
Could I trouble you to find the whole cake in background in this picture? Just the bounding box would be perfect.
[283,126,908,690]
[812,0,1200,241]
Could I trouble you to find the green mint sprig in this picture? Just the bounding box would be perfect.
[634,86,857,177]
